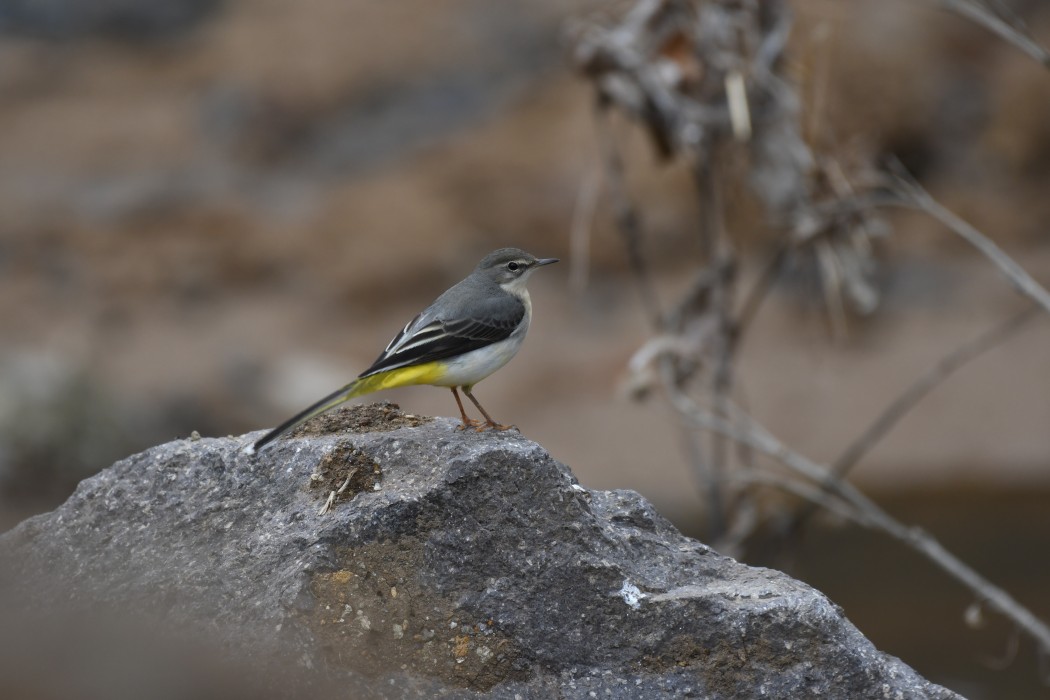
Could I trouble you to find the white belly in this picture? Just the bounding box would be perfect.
[432,331,526,388]
[432,288,533,388]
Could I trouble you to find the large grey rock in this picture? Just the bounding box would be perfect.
[0,403,960,699]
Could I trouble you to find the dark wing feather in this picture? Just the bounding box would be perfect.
[360,296,525,377]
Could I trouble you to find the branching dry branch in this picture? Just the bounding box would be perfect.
[887,165,1050,316]
[832,305,1041,478]
[785,304,1042,534]
[594,106,664,328]
[667,387,1050,660]
[571,0,1050,684]
[569,165,602,296]
[936,0,1050,68]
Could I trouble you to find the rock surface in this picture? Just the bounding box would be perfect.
[0,403,960,699]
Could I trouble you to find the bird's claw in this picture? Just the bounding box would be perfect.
[476,422,516,432]
[457,419,517,432]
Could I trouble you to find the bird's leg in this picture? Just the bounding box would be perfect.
[463,387,514,431]
[450,388,484,430]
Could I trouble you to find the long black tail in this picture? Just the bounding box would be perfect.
[247,379,364,453]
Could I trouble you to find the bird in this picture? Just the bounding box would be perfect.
[247,247,558,453]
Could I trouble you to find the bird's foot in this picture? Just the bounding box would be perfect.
[477,422,516,432]
[457,418,486,431]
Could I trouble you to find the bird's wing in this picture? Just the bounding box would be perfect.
[360,293,526,377]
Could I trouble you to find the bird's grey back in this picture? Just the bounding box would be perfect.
[420,271,517,327]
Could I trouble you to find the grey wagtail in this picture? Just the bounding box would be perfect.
[248,248,558,453]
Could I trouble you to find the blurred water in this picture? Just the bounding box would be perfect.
[677,488,1050,700]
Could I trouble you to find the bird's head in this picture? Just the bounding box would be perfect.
[476,248,559,291]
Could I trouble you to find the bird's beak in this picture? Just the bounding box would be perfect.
[534,258,559,267]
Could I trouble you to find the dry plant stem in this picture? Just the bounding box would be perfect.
[570,166,602,295]
[938,0,1050,68]
[889,172,1050,316]
[733,471,863,525]
[595,106,664,327]
[660,358,722,539]
[832,305,1040,478]
[815,239,849,339]
[680,419,719,531]
[827,172,1050,317]
[713,381,763,555]
[695,157,734,541]
[730,243,789,352]
[801,20,834,147]
[668,387,1050,660]
[319,491,335,516]
[319,470,357,516]
[921,198,1050,313]
[786,304,1041,533]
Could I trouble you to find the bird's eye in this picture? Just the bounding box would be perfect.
[507,262,520,272]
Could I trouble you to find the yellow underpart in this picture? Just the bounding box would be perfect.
[348,362,449,397]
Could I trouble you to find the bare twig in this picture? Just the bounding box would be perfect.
[785,304,1040,534]
[832,305,1040,478]
[805,164,1050,319]
[937,0,1050,68]
[318,491,335,517]
[730,242,790,351]
[570,165,603,295]
[318,470,356,516]
[815,239,849,339]
[679,418,719,536]
[887,165,1050,316]
[337,471,355,495]
[725,70,752,141]
[693,155,736,542]
[666,388,1050,659]
[574,0,1050,684]
[801,20,834,149]
[595,105,664,327]
[732,470,861,524]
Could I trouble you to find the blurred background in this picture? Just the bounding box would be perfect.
[0,0,1048,697]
